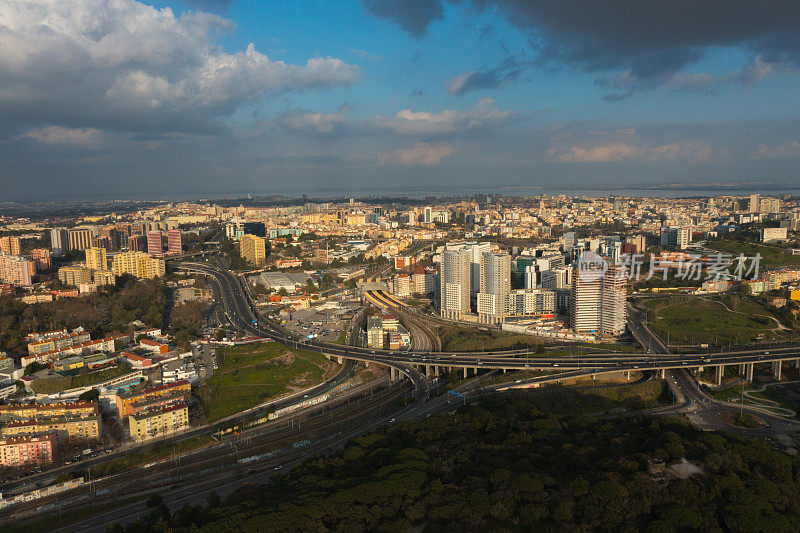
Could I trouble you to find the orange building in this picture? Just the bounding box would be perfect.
[116,380,190,417]
[0,434,57,467]
[29,248,52,271]
[0,236,21,255]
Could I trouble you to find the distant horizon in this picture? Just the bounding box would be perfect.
[3,181,800,204]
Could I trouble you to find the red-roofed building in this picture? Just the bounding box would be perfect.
[120,352,153,369]
[138,339,169,354]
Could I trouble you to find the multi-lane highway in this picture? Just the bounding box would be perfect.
[188,256,800,441]
[180,260,800,385]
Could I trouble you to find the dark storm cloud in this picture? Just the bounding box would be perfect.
[482,1,800,77]
[445,55,527,95]
[368,1,800,84]
[362,0,444,38]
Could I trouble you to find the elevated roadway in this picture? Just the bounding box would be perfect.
[179,261,800,385]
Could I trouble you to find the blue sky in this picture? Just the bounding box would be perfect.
[1,0,799,198]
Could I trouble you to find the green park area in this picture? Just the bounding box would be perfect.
[435,325,635,354]
[196,342,336,422]
[479,372,667,412]
[641,295,793,347]
[718,410,765,429]
[706,238,800,269]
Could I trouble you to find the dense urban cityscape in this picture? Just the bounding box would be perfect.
[0,191,799,530]
[3,0,800,531]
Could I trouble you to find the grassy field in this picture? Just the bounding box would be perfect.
[711,379,800,419]
[697,365,741,385]
[644,295,789,346]
[747,387,800,417]
[436,325,543,352]
[509,378,668,415]
[197,342,335,422]
[478,369,558,386]
[580,341,639,353]
[706,239,800,269]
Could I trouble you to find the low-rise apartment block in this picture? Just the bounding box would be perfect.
[0,400,97,422]
[21,334,122,367]
[116,380,190,417]
[27,329,91,356]
[2,416,101,440]
[128,401,189,441]
[0,434,57,467]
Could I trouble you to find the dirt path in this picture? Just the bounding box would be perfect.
[650,296,790,342]
[705,298,788,332]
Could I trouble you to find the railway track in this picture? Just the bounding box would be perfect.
[0,379,411,524]
[363,289,441,351]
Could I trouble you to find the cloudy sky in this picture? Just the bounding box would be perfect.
[1,0,799,199]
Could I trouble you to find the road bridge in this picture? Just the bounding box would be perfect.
[178,261,800,386]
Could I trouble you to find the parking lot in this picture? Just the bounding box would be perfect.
[281,305,356,343]
[192,343,217,383]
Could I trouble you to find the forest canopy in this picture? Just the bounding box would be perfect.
[114,392,800,532]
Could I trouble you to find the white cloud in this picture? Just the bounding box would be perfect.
[549,141,710,163]
[730,55,786,86]
[20,126,105,148]
[277,105,351,133]
[647,142,711,162]
[351,48,383,61]
[274,98,519,138]
[755,141,800,159]
[549,143,641,163]
[0,0,360,134]
[372,98,518,136]
[379,142,454,165]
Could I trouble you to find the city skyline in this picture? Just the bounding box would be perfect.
[2,0,800,198]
